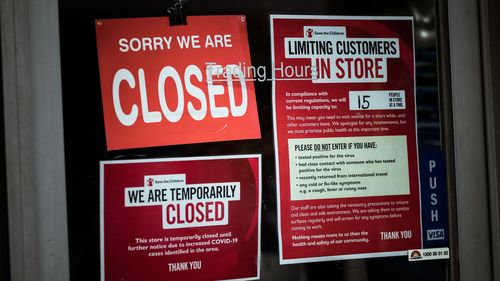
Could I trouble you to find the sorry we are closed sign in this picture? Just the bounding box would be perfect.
[95,16,261,150]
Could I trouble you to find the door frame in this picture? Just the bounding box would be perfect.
[0,0,496,280]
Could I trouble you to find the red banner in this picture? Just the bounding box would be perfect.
[271,15,421,263]
[95,16,261,150]
[100,155,261,280]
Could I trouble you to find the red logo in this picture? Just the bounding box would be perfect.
[306,28,314,38]
[146,178,154,187]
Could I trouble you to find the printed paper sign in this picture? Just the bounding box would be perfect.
[271,15,421,263]
[100,155,261,280]
[95,16,261,150]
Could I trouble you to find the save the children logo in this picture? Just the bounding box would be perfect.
[305,28,314,38]
[126,173,240,229]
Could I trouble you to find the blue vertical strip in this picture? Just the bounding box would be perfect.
[419,150,449,248]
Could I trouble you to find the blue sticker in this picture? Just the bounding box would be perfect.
[419,150,449,247]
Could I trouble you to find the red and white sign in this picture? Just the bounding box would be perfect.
[95,16,261,150]
[271,15,421,263]
[100,155,261,280]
